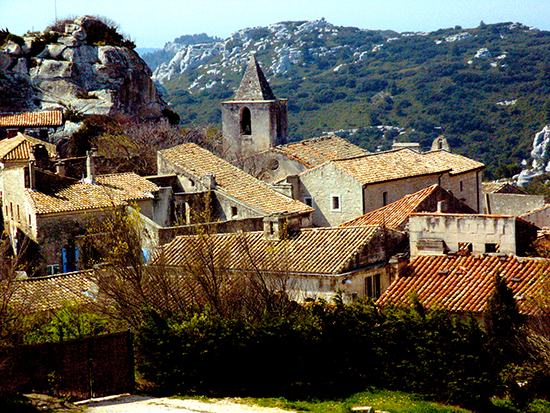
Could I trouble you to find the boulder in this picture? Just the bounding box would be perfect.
[0,15,165,118]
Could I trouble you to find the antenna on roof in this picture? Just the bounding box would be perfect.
[54,0,58,23]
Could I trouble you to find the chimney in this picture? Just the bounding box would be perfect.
[55,161,66,176]
[437,200,447,213]
[85,149,95,183]
[389,253,408,281]
[263,214,289,241]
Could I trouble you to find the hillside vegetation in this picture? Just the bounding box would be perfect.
[146,20,550,179]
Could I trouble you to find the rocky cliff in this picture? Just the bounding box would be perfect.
[0,16,165,119]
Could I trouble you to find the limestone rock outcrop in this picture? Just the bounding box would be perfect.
[0,16,165,119]
[517,125,550,186]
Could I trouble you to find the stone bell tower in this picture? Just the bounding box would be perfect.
[222,55,288,159]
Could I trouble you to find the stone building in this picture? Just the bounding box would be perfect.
[156,142,313,230]
[1,150,160,275]
[155,225,407,302]
[281,147,484,227]
[222,55,288,159]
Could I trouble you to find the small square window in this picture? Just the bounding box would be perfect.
[303,196,313,207]
[331,195,341,211]
[231,206,238,218]
[485,243,500,253]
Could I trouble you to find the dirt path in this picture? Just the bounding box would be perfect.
[82,395,296,413]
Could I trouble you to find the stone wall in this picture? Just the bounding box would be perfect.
[439,170,482,212]
[484,193,545,216]
[297,163,364,226]
[222,100,287,158]
[409,214,518,257]
[363,174,442,213]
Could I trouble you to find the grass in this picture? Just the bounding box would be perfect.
[199,388,550,413]
[234,388,470,413]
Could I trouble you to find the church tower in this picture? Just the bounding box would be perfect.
[222,55,288,158]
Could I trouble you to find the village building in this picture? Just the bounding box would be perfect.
[154,225,407,302]
[408,212,538,258]
[1,147,161,275]
[236,134,368,183]
[277,147,484,227]
[377,254,549,319]
[339,184,476,231]
[155,142,313,232]
[0,110,63,141]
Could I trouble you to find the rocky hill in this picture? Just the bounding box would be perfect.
[146,19,550,178]
[0,16,165,119]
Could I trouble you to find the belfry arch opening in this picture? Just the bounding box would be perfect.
[240,107,252,135]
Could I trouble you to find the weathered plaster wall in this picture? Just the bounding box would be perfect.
[484,193,545,216]
[298,163,363,226]
[409,214,517,257]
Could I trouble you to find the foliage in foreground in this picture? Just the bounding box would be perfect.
[136,299,493,406]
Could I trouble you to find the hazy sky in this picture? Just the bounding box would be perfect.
[2,0,549,48]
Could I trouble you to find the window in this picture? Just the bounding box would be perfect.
[240,107,252,135]
[365,274,381,299]
[16,205,20,221]
[460,181,464,192]
[331,195,341,211]
[303,196,313,207]
[485,243,500,253]
[458,242,472,254]
[382,191,389,206]
[231,206,238,218]
[46,264,60,275]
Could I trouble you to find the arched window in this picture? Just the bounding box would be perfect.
[240,107,252,135]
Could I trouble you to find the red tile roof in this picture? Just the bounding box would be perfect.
[0,110,63,127]
[0,133,57,161]
[377,254,550,315]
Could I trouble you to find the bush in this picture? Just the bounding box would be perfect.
[135,299,494,404]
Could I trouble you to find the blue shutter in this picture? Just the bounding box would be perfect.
[74,246,79,271]
[62,248,68,273]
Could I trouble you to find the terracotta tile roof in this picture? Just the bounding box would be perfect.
[0,133,57,161]
[327,149,451,185]
[156,226,390,275]
[0,110,63,128]
[7,270,96,312]
[422,150,485,175]
[159,143,312,215]
[26,172,158,215]
[340,185,439,229]
[276,135,367,168]
[377,254,550,315]
[339,185,476,230]
[482,182,526,194]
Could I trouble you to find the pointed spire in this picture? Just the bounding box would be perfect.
[234,54,276,101]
